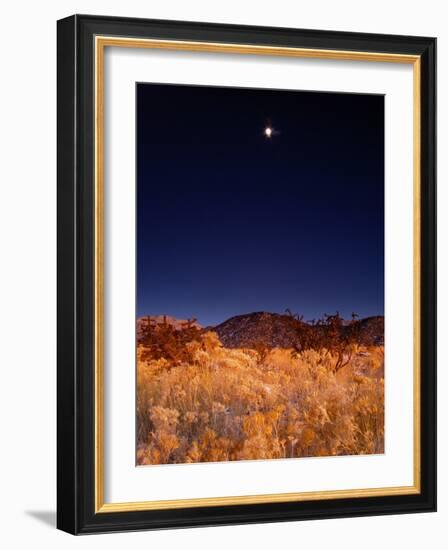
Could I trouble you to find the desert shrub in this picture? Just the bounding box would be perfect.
[290,311,363,372]
[139,316,203,365]
[250,339,270,365]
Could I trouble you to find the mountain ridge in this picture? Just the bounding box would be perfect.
[137,311,384,348]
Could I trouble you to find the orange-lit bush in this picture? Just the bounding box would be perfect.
[136,331,384,465]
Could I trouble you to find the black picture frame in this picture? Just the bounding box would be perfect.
[57,14,436,535]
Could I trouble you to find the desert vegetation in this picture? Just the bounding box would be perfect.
[136,315,384,465]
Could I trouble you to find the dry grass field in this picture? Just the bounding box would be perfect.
[136,330,384,465]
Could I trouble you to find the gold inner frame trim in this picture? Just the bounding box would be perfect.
[94,35,421,513]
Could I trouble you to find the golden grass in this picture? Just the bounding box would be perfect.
[136,332,384,465]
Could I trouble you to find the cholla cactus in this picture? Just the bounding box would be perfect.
[290,311,362,372]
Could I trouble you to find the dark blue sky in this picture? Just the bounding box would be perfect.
[137,83,384,326]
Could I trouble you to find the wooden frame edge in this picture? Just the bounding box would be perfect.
[93,36,423,514]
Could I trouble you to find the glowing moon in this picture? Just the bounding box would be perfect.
[264,126,273,138]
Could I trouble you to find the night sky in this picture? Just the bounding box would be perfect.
[137,83,384,327]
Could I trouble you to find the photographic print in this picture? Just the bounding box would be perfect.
[136,83,385,466]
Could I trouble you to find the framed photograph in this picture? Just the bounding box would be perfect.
[57,15,436,534]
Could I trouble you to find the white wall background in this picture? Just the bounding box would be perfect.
[0,1,444,548]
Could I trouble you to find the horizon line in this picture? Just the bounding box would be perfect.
[136,310,385,326]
